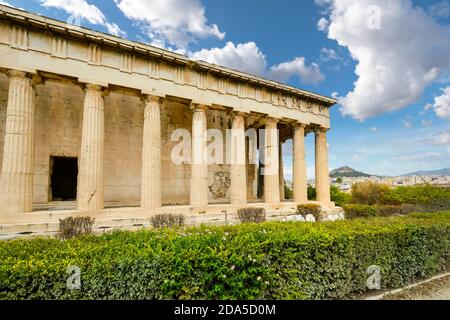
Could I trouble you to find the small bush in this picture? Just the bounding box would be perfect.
[377,204,417,217]
[296,204,322,221]
[351,181,390,205]
[236,207,266,223]
[284,184,293,200]
[150,213,186,229]
[343,204,379,219]
[58,216,95,239]
[330,185,351,207]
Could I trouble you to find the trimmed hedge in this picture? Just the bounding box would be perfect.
[1,212,450,300]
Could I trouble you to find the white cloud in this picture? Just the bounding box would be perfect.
[40,0,126,37]
[429,1,450,18]
[434,130,450,153]
[114,0,224,49]
[270,57,325,85]
[0,1,13,7]
[369,126,378,132]
[433,87,450,121]
[422,119,433,127]
[191,42,325,85]
[320,47,339,62]
[317,17,329,32]
[317,0,450,121]
[191,42,267,76]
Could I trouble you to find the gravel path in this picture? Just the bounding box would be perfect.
[383,275,450,300]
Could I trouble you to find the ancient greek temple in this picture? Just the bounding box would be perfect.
[0,6,337,236]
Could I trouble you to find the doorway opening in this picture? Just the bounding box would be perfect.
[50,156,78,201]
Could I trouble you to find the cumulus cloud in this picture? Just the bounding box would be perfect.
[114,0,224,49]
[433,87,450,121]
[270,57,325,85]
[316,0,450,121]
[40,0,126,37]
[191,42,267,76]
[190,41,325,85]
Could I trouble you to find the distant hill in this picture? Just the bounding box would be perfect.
[401,167,450,177]
[330,166,372,178]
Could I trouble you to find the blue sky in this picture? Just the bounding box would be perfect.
[2,0,450,178]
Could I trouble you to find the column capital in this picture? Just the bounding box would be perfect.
[140,94,164,104]
[83,83,109,96]
[4,69,42,86]
[292,122,307,129]
[190,103,209,112]
[230,111,248,120]
[315,126,329,134]
[261,117,279,126]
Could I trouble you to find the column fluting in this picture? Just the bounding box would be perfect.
[230,113,247,205]
[315,128,331,203]
[141,95,162,209]
[0,70,36,214]
[190,106,208,207]
[263,119,280,203]
[77,84,105,211]
[293,124,308,203]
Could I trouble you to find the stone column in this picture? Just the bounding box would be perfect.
[190,105,208,207]
[293,123,308,203]
[279,141,285,201]
[263,118,280,203]
[141,95,162,209]
[77,84,106,211]
[0,70,36,214]
[315,128,331,203]
[230,113,247,205]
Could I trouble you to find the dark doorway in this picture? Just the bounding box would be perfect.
[50,157,78,201]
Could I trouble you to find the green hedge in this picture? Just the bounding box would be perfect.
[1,212,450,300]
[382,185,450,205]
[343,204,419,219]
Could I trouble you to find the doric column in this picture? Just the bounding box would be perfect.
[0,70,36,214]
[77,84,106,211]
[279,140,285,201]
[190,105,208,207]
[263,118,280,203]
[141,95,162,209]
[230,113,247,205]
[315,127,331,203]
[293,123,308,203]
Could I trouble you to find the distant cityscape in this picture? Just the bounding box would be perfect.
[286,166,450,192]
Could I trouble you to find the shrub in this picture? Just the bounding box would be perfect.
[351,181,390,205]
[296,204,322,221]
[150,214,186,229]
[58,216,95,239]
[307,185,316,200]
[284,184,293,200]
[1,212,450,300]
[382,185,450,206]
[330,185,351,207]
[236,207,266,223]
[377,204,418,217]
[343,204,379,219]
